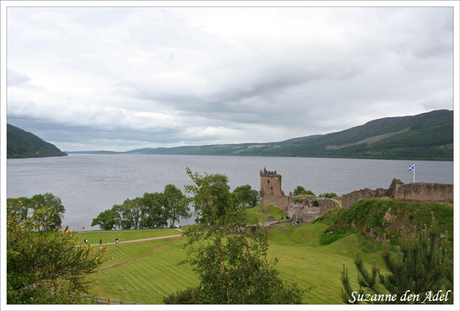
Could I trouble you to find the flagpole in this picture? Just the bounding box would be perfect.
[408,164,415,183]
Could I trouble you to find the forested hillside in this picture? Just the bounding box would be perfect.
[7,124,67,159]
[125,109,453,161]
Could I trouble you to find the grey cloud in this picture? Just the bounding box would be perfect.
[6,6,454,152]
[7,69,31,86]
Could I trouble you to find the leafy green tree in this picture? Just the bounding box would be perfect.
[141,192,168,228]
[92,186,188,230]
[7,193,65,231]
[293,186,315,196]
[190,171,234,222]
[7,201,111,304]
[116,198,143,229]
[91,209,119,230]
[165,168,305,304]
[6,196,31,220]
[233,184,259,208]
[341,213,453,304]
[163,184,190,227]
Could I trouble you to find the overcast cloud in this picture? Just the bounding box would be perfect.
[4,4,455,152]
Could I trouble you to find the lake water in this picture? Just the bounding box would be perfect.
[6,154,454,231]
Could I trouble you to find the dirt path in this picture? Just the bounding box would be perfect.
[76,229,183,247]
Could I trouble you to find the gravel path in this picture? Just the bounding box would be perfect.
[76,229,183,247]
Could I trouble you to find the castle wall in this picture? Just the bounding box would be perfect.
[393,182,453,204]
[259,192,291,212]
[342,187,387,210]
[342,178,453,209]
[287,198,337,224]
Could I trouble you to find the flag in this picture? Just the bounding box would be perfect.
[408,165,415,172]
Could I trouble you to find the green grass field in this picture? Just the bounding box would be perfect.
[86,206,387,304]
[73,228,181,245]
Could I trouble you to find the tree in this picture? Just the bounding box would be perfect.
[340,213,453,304]
[7,193,65,231]
[141,192,168,228]
[92,186,188,230]
[293,186,315,196]
[233,184,259,208]
[7,200,111,304]
[162,184,190,227]
[164,168,305,304]
[120,198,143,229]
[91,209,119,230]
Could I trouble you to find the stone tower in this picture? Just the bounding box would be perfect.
[260,167,285,197]
[259,167,291,211]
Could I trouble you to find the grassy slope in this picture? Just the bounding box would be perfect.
[87,200,452,304]
[88,204,400,304]
[89,229,367,304]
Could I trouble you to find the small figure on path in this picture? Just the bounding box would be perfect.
[115,238,119,243]
[84,238,88,244]
[100,239,102,245]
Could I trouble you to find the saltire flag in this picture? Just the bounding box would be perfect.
[408,165,415,171]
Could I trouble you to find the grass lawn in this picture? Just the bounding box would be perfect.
[72,228,181,245]
[87,208,387,304]
[91,236,198,304]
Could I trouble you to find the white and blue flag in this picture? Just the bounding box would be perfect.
[408,165,415,172]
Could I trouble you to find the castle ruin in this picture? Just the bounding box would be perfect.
[259,167,338,226]
[259,167,293,210]
[259,168,453,228]
[342,178,453,209]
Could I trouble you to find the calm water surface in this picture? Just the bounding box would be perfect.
[7,154,453,231]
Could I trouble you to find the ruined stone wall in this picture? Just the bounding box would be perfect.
[287,198,337,224]
[393,182,453,204]
[342,187,387,210]
[342,178,453,209]
[259,192,291,212]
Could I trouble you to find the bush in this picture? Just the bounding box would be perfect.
[293,186,315,196]
[320,192,338,198]
[163,287,200,304]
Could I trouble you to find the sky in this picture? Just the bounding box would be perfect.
[2,2,457,152]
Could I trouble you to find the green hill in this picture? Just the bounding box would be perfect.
[77,198,452,304]
[314,198,453,250]
[125,109,453,161]
[7,124,67,159]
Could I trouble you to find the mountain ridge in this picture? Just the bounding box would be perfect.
[122,109,453,161]
[7,124,67,159]
[64,109,453,161]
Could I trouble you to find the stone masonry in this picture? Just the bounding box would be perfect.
[259,167,338,226]
[287,197,337,227]
[259,167,293,210]
[342,178,453,209]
